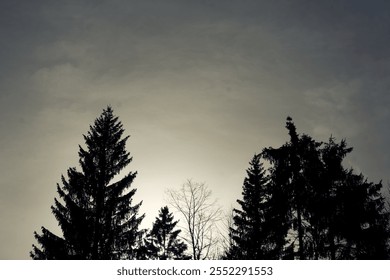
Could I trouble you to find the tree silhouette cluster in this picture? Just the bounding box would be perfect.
[226,117,389,260]
[31,108,390,260]
[31,107,187,260]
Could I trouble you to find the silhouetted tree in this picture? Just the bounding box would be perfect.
[312,137,353,259]
[145,206,189,259]
[261,117,389,259]
[262,118,318,259]
[330,170,389,259]
[260,148,292,259]
[167,180,222,259]
[31,106,144,259]
[227,154,282,259]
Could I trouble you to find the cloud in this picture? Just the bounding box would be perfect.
[1,0,390,259]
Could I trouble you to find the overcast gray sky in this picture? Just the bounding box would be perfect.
[1,0,390,259]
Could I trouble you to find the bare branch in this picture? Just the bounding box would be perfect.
[166,179,222,259]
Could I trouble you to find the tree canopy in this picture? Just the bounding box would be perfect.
[31,109,390,260]
[145,206,189,260]
[31,106,144,259]
[227,117,389,259]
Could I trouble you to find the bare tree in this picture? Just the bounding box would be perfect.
[166,180,222,260]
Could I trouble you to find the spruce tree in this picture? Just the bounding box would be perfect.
[262,118,311,259]
[330,170,389,259]
[145,206,189,260]
[262,117,389,259]
[31,106,144,259]
[227,154,279,259]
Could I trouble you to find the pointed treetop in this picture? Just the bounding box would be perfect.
[285,116,299,145]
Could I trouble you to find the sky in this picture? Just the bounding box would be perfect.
[1,0,390,259]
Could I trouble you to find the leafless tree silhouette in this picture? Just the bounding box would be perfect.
[166,180,222,259]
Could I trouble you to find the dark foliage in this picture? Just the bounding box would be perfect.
[227,117,389,260]
[145,206,189,260]
[227,154,285,259]
[260,117,389,259]
[31,106,144,259]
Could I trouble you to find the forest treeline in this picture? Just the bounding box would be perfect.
[31,107,390,260]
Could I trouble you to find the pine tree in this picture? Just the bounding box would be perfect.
[330,170,389,259]
[262,117,389,259]
[31,106,144,259]
[227,154,281,259]
[315,137,353,259]
[145,206,189,260]
[262,118,311,259]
